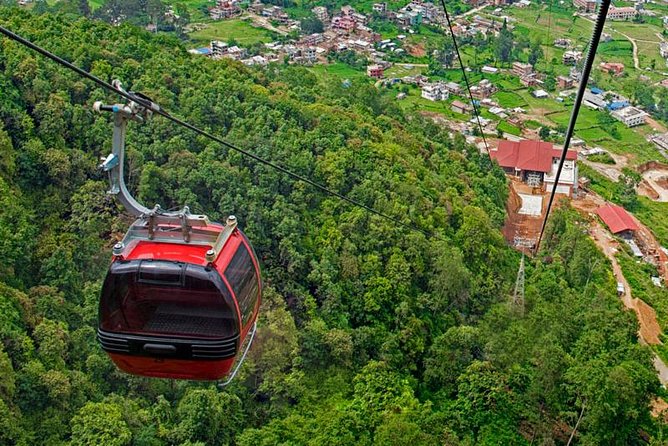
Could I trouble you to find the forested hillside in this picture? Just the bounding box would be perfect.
[0,7,663,445]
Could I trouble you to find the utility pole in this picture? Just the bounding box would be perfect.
[512,253,525,314]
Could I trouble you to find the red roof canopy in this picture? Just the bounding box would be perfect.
[596,204,639,234]
[490,140,577,173]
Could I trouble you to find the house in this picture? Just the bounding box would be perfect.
[563,50,582,65]
[611,106,647,127]
[332,15,356,31]
[660,42,668,59]
[596,204,639,236]
[188,47,212,56]
[607,100,630,111]
[312,6,328,21]
[573,0,597,12]
[209,0,241,20]
[512,61,533,77]
[490,139,578,196]
[557,75,574,89]
[600,62,625,75]
[421,83,449,101]
[532,89,549,98]
[661,79,668,88]
[470,79,496,99]
[451,100,472,114]
[445,81,462,94]
[366,64,385,78]
[210,40,229,57]
[607,6,637,20]
[650,132,668,151]
[372,2,387,14]
[554,38,571,48]
[520,74,539,87]
[583,90,609,110]
[482,65,499,74]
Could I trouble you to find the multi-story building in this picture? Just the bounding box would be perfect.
[312,6,328,22]
[210,40,229,58]
[490,140,578,196]
[573,0,597,12]
[421,83,449,101]
[209,0,241,20]
[366,64,385,78]
[512,61,533,77]
[332,15,356,31]
[607,6,637,20]
[470,79,496,99]
[600,62,625,75]
[563,50,583,65]
[611,106,647,127]
[557,75,574,89]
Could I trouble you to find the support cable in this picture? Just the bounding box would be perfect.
[0,24,436,239]
[535,0,612,252]
[437,0,491,155]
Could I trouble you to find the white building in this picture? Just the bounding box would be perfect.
[611,106,647,127]
[421,83,449,101]
[607,6,638,20]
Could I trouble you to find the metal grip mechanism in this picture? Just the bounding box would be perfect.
[95,79,210,242]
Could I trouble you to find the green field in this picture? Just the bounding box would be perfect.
[188,18,276,44]
[493,91,527,109]
[310,62,367,81]
[497,120,522,136]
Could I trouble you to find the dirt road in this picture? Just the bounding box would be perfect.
[576,197,668,386]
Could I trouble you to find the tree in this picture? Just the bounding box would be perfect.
[539,126,550,140]
[301,16,324,34]
[71,402,132,446]
[528,41,543,66]
[494,20,514,65]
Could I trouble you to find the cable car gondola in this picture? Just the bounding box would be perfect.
[95,83,261,381]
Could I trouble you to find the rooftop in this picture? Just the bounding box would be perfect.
[596,204,639,234]
[490,140,576,173]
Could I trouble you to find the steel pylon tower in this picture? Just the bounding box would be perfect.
[512,253,525,314]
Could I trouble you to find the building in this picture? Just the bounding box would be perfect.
[482,65,499,74]
[611,106,647,127]
[209,0,241,20]
[650,132,668,151]
[520,74,539,87]
[557,75,574,89]
[596,204,639,236]
[512,61,533,77]
[662,79,668,88]
[583,90,608,110]
[532,89,549,98]
[210,40,229,57]
[660,42,668,59]
[445,81,462,94]
[366,64,385,78]
[554,38,571,48]
[573,0,597,12]
[332,15,356,31]
[372,2,387,14]
[600,62,625,75]
[563,50,583,65]
[470,79,496,99]
[607,6,637,20]
[451,100,472,114]
[421,83,449,101]
[312,6,328,21]
[490,140,578,196]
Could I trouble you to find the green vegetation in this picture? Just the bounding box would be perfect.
[587,152,616,165]
[496,120,522,136]
[0,5,666,445]
[188,18,277,44]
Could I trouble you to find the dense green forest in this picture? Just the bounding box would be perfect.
[0,6,664,445]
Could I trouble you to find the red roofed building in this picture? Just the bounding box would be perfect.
[490,139,578,196]
[596,204,639,236]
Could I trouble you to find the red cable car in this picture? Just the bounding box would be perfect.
[94,84,261,382]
